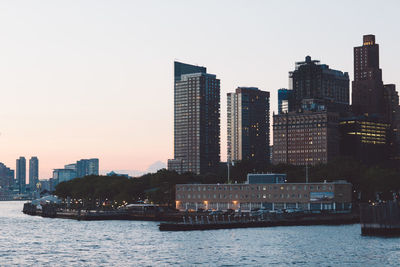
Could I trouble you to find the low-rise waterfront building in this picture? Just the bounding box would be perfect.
[175,180,352,212]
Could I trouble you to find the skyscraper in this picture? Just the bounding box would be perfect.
[352,35,384,116]
[169,61,220,175]
[290,56,349,112]
[29,156,39,191]
[227,87,270,164]
[16,157,26,194]
[76,158,99,178]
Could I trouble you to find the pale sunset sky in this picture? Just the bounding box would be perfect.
[0,0,399,178]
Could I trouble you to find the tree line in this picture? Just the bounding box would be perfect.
[54,157,400,208]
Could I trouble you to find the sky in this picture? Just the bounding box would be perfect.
[0,0,399,179]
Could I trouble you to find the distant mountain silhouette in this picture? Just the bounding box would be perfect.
[145,161,166,173]
[100,160,166,177]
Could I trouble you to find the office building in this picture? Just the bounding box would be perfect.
[227,87,270,164]
[290,56,349,112]
[278,88,292,114]
[383,84,399,124]
[0,163,14,188]
[53,169,77,184]
[169,61,220,175]
[272,111,340,165]
[175,180,352,212]
[76,158,99,178]
[64,163,77,171]
[29,157,39,191]
[16,157,26,194]
[167,159,183,174]
[340,115,391,164]
[352,35,385,116]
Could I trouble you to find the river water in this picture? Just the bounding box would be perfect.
[0,201,399,266]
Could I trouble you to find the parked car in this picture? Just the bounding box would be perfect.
[209,210,223,216]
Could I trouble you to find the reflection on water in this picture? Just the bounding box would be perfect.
[0,201,399,266]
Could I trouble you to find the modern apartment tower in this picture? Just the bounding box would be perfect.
[16,157,26,194]
[29,156,39,191]
[290,56,349,113]
[227,87,270,164]
[76,158,99,178]
[352,35,385,116]
[169,61,220,175]
[0,163,14,188]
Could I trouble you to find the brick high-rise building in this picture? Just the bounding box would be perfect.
[227,87,270,164]
[272,111,340,166]
[169,62,220,175]
[290,56,349,113]
[352,35,385,116]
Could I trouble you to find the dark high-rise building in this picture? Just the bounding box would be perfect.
[16,157,26,194]
[169,62,220,175]
[383,84,399,123]
[278,88,292,114]
[273,111,340,166]
[0,163,14,188]
[76,158,99,178]
[174,61,206,84]
[290,56,349,112]
[352,35,385,116]
[340,116,390,164]
[227,87,270,164]
[29,156,39,191]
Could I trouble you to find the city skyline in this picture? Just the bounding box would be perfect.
[1,1,400,178]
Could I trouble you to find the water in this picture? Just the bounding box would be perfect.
[1,201,399,266]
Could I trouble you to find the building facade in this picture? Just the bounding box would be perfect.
[352,35,385,116]
[0,163,14,188]
[76,158,99,178]
[169,62,220,175]
[272,111,340,165]
[53,169,77,184]
[175,180,352,212]
[278,88,292,114]
[29,157,39,191]
[16,157,26,194]
[290,56,349,112]
[227,87,270,164]
[383,84,399,124]
[340,115,390,164]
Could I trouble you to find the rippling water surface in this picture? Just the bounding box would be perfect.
[1,201,399,266]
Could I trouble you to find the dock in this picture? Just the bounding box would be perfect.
[360,201,400,236]
[159,212,358,231]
